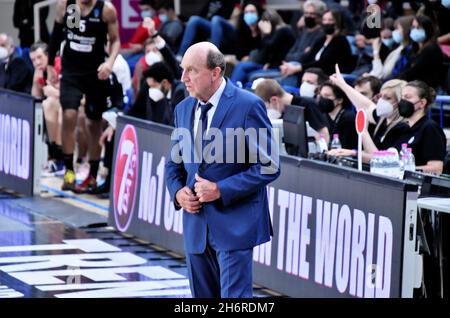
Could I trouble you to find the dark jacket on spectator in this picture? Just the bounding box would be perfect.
[301,34,354,75]
[0,50,33,94]
[127,79,186,126]
[251,26,296,67]
[398,42,444,88]
[286,27,323,63]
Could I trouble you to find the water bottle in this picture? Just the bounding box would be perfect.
[370,151,384,176]
[400,153,408,179]
[330,134,342,150]
[399,143,408,158]
[316,133,328,153]
[405,148,416,172]
[386,151,401,178]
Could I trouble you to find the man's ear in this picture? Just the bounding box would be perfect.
[212,66,221,80]
[419,98,427,110]
[269,96,279,108]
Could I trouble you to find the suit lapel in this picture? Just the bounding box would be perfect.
[209,80,236,130]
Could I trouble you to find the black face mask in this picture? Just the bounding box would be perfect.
[318,97,335,113]
[398,99,416,118]
[304,16,317,29]
[322,23,335,35]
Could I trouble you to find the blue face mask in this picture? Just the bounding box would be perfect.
[159,13,168,23]
[410,28,426,43]
[442,0,450,9]
[382,38,394,48]
[141,10,153,19]
[392,29,403,44]
[244,12,258,26]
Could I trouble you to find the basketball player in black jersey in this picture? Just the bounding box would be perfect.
[47,0,120,192]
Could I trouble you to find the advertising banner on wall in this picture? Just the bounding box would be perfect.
[111,0,143,43]
[0,89,36,196]
[109,115,415,297]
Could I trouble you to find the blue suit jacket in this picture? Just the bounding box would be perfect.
[165,80,280,253]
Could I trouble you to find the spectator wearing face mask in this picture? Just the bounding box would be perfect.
[317,81,357,149]
[370,16,414,80]
[0,33,33,94]
[272,0,326,87]
[394,81,446,174]
[328,73,410,162]
[231,9,295,85]
[156,0,184,53]
[292,9,354,78]
[121,0,161,57]
[398,15,444,88]
[298,67,327,98]
[131,22,181,99]
[129,61,186,124]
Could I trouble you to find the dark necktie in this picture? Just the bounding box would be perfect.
[194,102,213,162]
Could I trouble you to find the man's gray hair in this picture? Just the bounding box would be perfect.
[303,0,327,16]
[206,49,226,76]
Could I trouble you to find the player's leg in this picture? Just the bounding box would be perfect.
[59,76,83,190]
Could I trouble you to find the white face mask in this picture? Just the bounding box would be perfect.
[267,108,282,120]
[145,51,162,66]
[0,47,9,61]
[299,82,317,98]
[376,98,394,117]
[148,87,165,102]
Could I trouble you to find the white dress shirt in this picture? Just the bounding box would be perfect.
[193,77,226,136]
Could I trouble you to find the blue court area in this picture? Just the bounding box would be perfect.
[0,192,277,298]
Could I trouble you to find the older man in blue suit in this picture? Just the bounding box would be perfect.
[166,42,280,298]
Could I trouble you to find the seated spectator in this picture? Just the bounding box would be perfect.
[99,62,186,196]
[394,81,447,174]
[121,0,161,74]
[0,33,33,93]
[156,0,184,52]
[428,0,450,45]
[350,33,373,77]
[398,15,444,88]
[132,38,163,96]
[177,0,240,56]
[121,0,160,57]
[378,19,396,63]
[223,1,264,64]
[129,61,186,126]
[353,75,381,102]
[293,9,354,77]
[132,18,182,97]
[29,42,64,176]
[298,67,328,98]
[329,66,410,161]
[277,0,326,87]
[254,78,330,143]
[369,16,414,80]
[231,9,295,85]
[318,81,358,149]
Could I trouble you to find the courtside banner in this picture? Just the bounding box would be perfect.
[0,89,35,196]
[109,115,184,254]
[109,115,415,297]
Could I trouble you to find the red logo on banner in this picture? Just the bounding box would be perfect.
[355,109,367,135]
[113,124,139,232]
